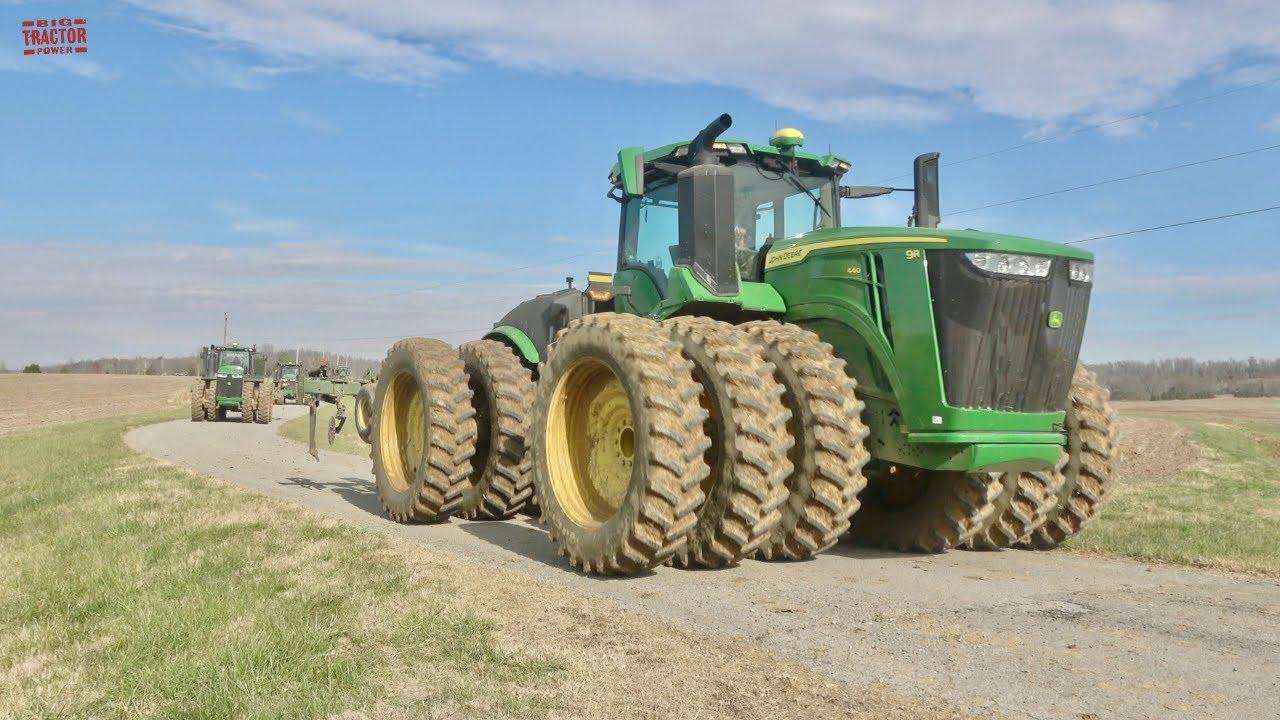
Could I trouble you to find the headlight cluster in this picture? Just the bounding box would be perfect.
[1069,260,1093,283]
[964,252,1051,278]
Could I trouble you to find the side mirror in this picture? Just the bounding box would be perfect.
[840,185,896,199]
[912,152,940,229]
[616,146,646,197]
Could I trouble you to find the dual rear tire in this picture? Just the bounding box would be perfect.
[532,315,870,574]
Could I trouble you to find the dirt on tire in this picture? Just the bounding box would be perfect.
[457,339,535,520]
[371,337,478,523]
[240,380,258,423]
[254,380,274,423]
[202,383,216,421]
[963,468,1062,550]
[850,464,1003,552]
[532,313,710,575]
[189,380,206,422]
[1023,364,1119,550]
[660,317,793,569]
[354,384,374,443]
[739,320,869,561]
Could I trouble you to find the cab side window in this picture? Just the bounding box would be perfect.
[621,182,679,293]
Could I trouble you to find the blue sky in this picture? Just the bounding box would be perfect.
[1,0,1278,367]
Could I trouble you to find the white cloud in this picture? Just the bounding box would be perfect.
[1263,114,1280,132]
[0,53,117,80]
[174,53,299,90]
[125,1,1280,127]
[280,107,338,133]
[228,217,304,237]
[0,241,580,365]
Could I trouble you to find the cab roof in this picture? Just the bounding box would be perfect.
[609,138,850,187]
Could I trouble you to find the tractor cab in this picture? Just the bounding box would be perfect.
[216,346,253,377]
[275,363,300,382]
[605,114,940,322]
[607,115,844,318]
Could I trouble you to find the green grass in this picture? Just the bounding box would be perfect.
[1068,417,1280,576]
[279,403,369,457]
[0,413,561,719]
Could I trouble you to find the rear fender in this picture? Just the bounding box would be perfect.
[485,325,539,368]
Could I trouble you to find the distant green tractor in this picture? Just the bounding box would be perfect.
[273,362,303,405]
[189,343,274,423]
[361,114,1118,575]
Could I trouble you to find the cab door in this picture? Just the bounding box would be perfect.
[613,179,679,317]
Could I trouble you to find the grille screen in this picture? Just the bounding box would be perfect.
[218,377,243,399]
[927,251,1089,412]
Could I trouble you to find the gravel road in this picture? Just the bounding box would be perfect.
[129,409,1280,720]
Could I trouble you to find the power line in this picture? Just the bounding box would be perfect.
[874,73,1280,183]
[949,143,1280,216]
[1066,205,1280,244]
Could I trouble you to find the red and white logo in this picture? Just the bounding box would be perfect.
[21,17,88,56]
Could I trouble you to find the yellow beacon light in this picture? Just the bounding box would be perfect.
[769,127,805,150]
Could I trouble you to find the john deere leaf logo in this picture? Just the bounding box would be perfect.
[1047,310,1064,329]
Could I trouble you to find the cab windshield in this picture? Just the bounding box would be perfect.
[280,366,298,380]
[622,161,837,289]
[219,350,250,370]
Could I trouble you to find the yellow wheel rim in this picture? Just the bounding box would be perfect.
[545,358,634,528]
[357,392,372,430]
[378,372,425,492]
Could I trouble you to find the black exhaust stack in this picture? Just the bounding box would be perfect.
[677,113,739,295]
[688,113,732,166]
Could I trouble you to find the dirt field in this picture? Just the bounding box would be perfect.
[0,374,191,435]
[1115,396,1280,422]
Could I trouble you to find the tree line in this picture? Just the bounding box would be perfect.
[8,346,380,378]
[10,350,1277,402]
[1091,357,1280,400]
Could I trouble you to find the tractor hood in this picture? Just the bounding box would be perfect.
[216,364,245,378]
[764,226,1092,272]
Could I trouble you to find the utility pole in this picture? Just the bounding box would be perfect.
[223,313,229,345]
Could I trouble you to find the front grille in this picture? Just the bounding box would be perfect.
[927,250,1089,412]
[218,377,243,400]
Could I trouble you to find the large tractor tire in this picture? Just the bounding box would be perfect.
[457,340,535,520]
[1021,365,1119,550]
[850,464,1003,552]
[240,381,258,423]
[190,380,206,422]
[660,317,792,569]
[254,380,274,423]
[354,384,375,444]
[371,337,477,523]
[532,313,710,575]
[739,320,869,561]
[963,469,1063,550]
[202,384,216,421]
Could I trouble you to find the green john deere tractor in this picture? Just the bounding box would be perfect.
[364,113,1117,574]
[189,343,274,423]
[273,362,302,405]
